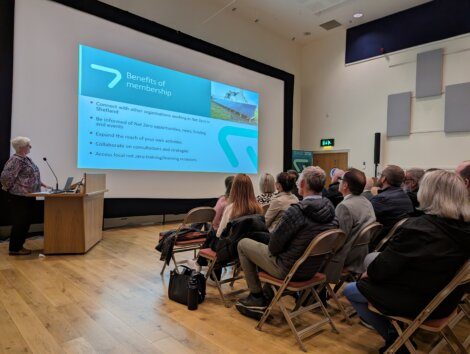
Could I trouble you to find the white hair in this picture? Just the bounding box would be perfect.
[11,136,30,153]
[298,166,326,193]
[418,170,470,222]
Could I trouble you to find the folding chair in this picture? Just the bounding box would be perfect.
[430,294,470,353]
[328,222,383,324]
[374,218,408,252]
[370,261,470,354]
[160,207,216,275]
[255,229,346,352]
[198,248,247,307]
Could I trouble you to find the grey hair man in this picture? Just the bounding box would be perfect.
[404,168,425,215]
[235,166,338,319]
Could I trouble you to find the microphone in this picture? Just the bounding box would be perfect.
[43,157,59,191]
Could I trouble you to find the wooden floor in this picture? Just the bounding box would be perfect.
[0,223,467,353]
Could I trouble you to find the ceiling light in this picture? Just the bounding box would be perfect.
[353,12,363,18]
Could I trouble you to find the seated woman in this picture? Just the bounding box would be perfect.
[264,172,298,232]
[217,174,263,238]
[256,173,275,205]
[344,170,470,353]
[212,176,234,231]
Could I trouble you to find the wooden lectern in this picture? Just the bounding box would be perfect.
[32,174,107,254]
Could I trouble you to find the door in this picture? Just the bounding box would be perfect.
[313,152,348,186]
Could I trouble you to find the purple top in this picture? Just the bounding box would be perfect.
[1,154,41,196]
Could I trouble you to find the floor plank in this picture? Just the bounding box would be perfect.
[0,224,467,353]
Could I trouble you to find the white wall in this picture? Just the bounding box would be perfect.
[100,0,302,149]
[301,30,470,175]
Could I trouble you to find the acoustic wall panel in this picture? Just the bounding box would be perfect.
[387,92,411,137]
[444,82,470,133]
[416,49,443,98]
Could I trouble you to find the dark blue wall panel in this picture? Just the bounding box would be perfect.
[346,0,470,64]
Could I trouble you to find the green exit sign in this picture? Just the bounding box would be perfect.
[320,139,335,147]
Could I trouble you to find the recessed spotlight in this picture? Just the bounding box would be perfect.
[303,31,311,36]
[353,12,363,18]
[231,7,237,11]
[254,18,259,23]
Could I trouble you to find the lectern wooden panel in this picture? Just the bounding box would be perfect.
[33,174,106,254]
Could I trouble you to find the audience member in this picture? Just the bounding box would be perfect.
[287,169,302,200]
[264,172,299,232]
[369,165,413,249]
[325,168,376,283]
[256,173,275,205]
[324,168,344,207]
[456,160,470,196]
[235,166,338,319]
[344,170,470,353]
[403,168,425,216]
[212,176,234,231]
[217,174,263,238]
[361,177,375,201]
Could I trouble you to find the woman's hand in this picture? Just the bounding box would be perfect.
[41,182,52,190]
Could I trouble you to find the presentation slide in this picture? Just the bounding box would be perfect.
[78,45,259,173]
[13,0,284,198]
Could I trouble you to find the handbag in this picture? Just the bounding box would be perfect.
[168,266,206,306]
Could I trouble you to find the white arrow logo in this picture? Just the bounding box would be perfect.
[90,64,122,88]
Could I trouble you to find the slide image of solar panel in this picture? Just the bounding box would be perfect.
[210,82,259,125]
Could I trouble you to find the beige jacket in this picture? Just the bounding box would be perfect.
[265,192,299,232]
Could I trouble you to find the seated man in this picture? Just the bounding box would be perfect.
[235,166,338,318]
[403,168,425,216]
[370,165,413,250]
[325,168,376,283]
[456,160,470,196]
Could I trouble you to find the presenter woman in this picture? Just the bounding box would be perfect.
[0,137,49,255]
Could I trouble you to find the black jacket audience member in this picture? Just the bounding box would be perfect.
[369,165,413,249]
[403,168,425,216]
[323,168,344,207]
[344,170,470,353]
[235,166,338,319]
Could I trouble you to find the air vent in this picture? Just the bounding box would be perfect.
[319,20,342,30]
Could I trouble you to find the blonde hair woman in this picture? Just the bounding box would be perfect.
[256,173,275,205]
[344,170,470,353]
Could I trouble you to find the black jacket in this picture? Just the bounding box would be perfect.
[358,215,470,319]
[216,214,269,264]
[269,197,338,280]
[323,182,343,207]
[370,186,414,249]
[407,190,424,217]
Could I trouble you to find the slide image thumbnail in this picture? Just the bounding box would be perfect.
[210,82,259,125]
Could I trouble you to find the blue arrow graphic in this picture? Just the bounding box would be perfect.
[218,126,258,169]
[90,64,122,88]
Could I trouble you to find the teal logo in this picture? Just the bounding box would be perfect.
[90,64,122,88]
[218,126,257,169]
[293,159,309,171]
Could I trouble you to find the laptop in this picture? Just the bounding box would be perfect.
[63,177,74,191]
